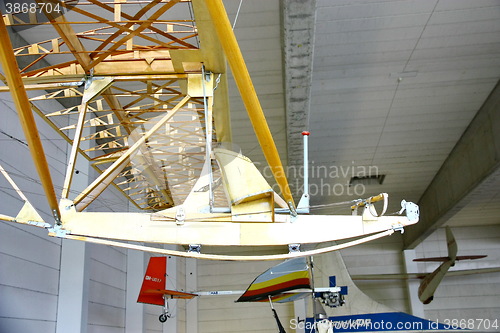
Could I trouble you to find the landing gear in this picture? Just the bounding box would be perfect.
[159,297,172,323]
[159,313,169,323]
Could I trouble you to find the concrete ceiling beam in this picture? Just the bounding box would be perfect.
[404,80,500,249]
[281,0,317,191]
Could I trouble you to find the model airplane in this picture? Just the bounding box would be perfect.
[139,256,343,330]
[416,227,486,304]
[0,0,419,260]
[352,226,492,304]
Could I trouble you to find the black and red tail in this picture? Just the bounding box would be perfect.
[137,257,197,306]
[137,257,168,306]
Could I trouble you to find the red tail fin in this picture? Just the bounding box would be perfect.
[137,257,167,306]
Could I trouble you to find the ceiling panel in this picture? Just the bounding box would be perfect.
[273,0,495,223]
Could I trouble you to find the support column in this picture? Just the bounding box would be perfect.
[403,250,424,318]
[56,105,91,332]
[125,250,145,333]
[186,258,198,333]
[164,248,177,333]
[56,240,89,333]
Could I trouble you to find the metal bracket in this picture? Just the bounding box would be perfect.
[399,200,420,223]
[288,243,301,253]
[84,68,95,88]
[58,80,85,87]
[289,201,298,219]
[392,222,405,234]
[204,69,212,82]
[52,209,62,226]
[296,193,310,214]
[48,224,69,238]
[317,291,345,308]
[26,220,51,228]
[175,206,185,225]
[188,244,201,253]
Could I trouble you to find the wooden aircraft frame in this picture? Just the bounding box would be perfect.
[0,0,419,260]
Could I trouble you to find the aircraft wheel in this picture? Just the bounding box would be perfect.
[159,314,168,323]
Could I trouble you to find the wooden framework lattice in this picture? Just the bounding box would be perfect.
[1,0,231,211]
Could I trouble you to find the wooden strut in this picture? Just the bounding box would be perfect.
[0,14,61,222]
[61,103,88,199]
[64,229,396,261]
[34,4,189,209]
[204,0,295,209]
[73,95,191,211]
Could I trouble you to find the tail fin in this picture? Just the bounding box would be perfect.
[414,255,487,262]
[137,257,167,306]
[414,228,485,263]
[446,226,457,263]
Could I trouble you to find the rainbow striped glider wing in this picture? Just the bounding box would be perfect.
[236,258,311,303]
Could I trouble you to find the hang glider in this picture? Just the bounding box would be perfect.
[351,227,493,304]
[137,256,197,323]
[0,0,419,260]
[236,257,312,303]
[198,257,345,333]
[233,258,343,333]
[197,258,344,306]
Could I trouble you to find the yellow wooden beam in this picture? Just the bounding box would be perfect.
[0,15,61,222]
[46,13,93,74]
[61,103,88,199]
[63,229,396,261]
[102,92,175,208]
[60,78,114,199]
[24,90,143,211]
[58,205,417,248]
[21,58,182,78]
[12,74,189,86]
[73,95,191,211]
[204,0,295,208]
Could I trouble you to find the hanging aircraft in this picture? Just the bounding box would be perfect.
[139,255,343,333]
[232,256,343,333]
[0,0,419,260]
[351,226,494,304]
[416,227,487,304]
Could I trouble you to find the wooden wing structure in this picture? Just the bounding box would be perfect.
[0,0,420,260]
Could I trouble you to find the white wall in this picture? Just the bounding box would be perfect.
[0,223,60,332]
[0,86,64,333]
[88,244,127,333]
[177,256,190,333]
